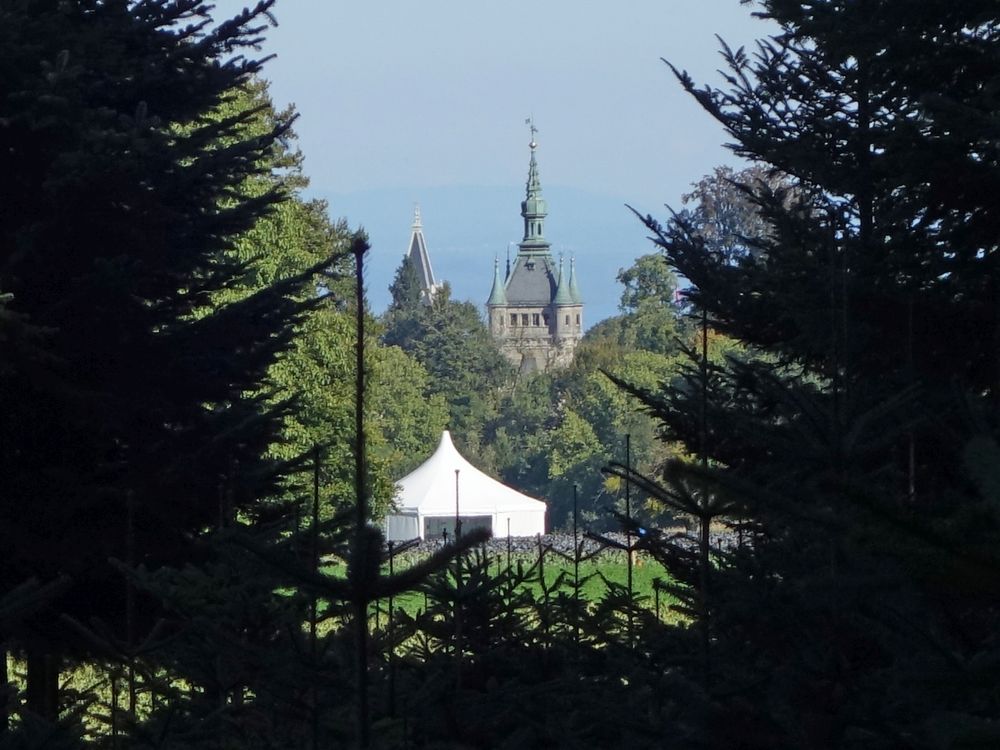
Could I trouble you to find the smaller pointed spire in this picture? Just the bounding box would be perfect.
[487,257,508,306]
[568,256,582,303]
[554,255,573,305]
[405,204,439,303]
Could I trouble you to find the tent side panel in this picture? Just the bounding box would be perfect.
[384,513,420,542]
[495,510,546,538]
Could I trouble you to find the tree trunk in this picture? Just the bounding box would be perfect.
[25,648,59,721]
[1,646,9,732]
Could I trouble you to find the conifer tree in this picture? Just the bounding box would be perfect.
[0,0,324,719]
[622,1,1000,745]
[386,254,424,316]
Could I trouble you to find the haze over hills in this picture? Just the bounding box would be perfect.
[318,184,667,329]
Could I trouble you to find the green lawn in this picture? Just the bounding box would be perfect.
[357,551,679,624]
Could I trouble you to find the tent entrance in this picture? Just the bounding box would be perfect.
[423,515,492,540]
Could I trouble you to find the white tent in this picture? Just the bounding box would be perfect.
[384,431,546,541]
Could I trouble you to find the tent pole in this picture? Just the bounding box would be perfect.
[454,469,461,539]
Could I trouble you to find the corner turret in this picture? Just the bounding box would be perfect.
[487,258,508,306]
[554,256,573,305]
[568,257,582,304]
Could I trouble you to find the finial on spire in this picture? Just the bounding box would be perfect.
[412,203,422,228]
[525,115,538,150]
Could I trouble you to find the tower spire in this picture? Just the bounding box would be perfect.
[405,203,439,303]
[519,118,548,253]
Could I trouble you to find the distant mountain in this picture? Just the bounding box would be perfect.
[313,185,662,329]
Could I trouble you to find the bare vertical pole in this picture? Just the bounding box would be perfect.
[311,445,320,624]
[125,490,136,718]
[452,468,463,690]
[310,445,320,750]
[217,477,225,531]
[454,469,461,540]
[0,647,8,734]
[907,294,916,503]
[572,483,580,647]
[700,307,709,468]
[699,304,711,686]
[625,434,633,647]
[388,541,397,717]
[506,518,512,571]
[351,234,371,749]
[538,534,549,645]
[387,542,395,624]
[110,667,119,750]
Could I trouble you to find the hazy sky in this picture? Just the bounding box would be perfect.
[210,1,776,319]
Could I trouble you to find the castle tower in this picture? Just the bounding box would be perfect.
[405,204,442,304]
[486,123,583,372]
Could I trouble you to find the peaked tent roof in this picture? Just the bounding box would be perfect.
[395,431,546,516]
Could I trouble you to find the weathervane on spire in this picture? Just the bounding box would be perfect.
[525,116,538,149]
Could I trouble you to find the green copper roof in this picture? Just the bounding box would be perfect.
[554,257,573,305]
[568,257,582,304]
[487,258,508,306]
[519,134,549,253]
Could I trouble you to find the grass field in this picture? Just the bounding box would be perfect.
[358,550,680,624]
